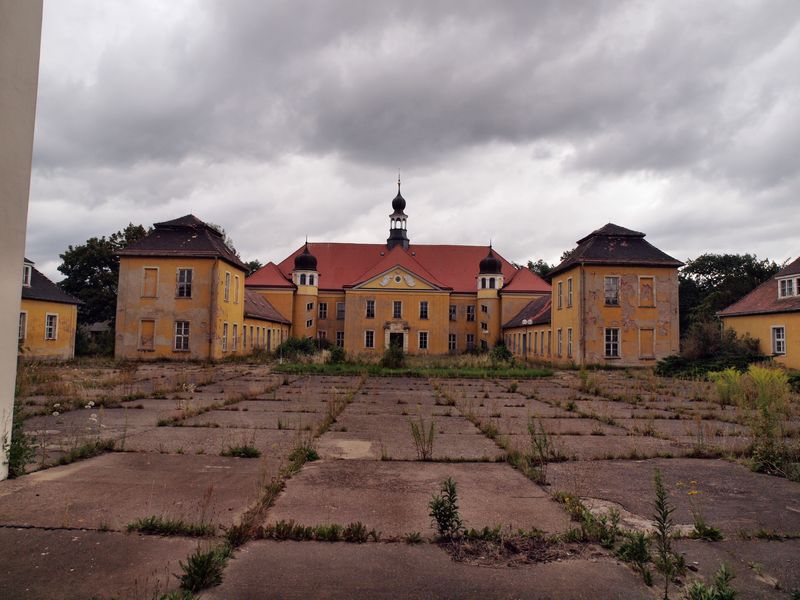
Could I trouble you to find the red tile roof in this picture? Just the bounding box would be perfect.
[244,290,290,324]
[345,245,451,289]
[503,296,552,328]
[718,257,800,317]
[246,261,294,288]
[502,267,550,293]
[246,242,549,294]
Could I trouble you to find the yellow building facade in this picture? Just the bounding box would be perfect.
[719,257,800,369]
[18,258,80,360]
[504,224,682,367]
[115,216,288,360]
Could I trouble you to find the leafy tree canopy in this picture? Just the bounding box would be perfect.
[527,259,553,279]
[245,259,263,277]
[57,224,149,325]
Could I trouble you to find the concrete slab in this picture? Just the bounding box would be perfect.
[0,528,193,600]
[0,453,275,530]
[502,433,678,460]
[182,409,320,431]
[122,425,299,457]
[547,458,800,536]
[265,460,570,536]
[318,430,503,461]
[205,540,653,600]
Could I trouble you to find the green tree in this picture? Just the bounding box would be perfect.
[245,259,263,277]
[527,259,553,279]
[57,223,148,325]
[679,253,780,331]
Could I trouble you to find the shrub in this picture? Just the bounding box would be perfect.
[615,531,652,584]
[4,400,35,478]
[380,344,405,368]
[178,544,231,592]
[221,445,261,458]
[740,365,792,474]
[410,415,435,461]
[490,343,513,363]
[429,477,463,539]
[274,337,317,359]
[328,346,346,364]
[685,563,737,600]
[708,369,745,406]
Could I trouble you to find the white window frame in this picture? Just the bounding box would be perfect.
[234,275,240,304]
[480,304,488,314]
[141,266,159,298]
[306,301,314,311]
[336,302,345,320]
[176,267,193,298]
[365,330,375,348]
[466,334,475,350]
[466,305,475,322]
[232,324,238,351]
[604,276,620,306]
[557,281,563,309]
[318,302,327,319]
[778,278,795,299]
[222,322,229,352]
[567,328,573,358]
[557,328,563,357]
[448,333,457,351]
[336,331,345,347]
[604,327,620,358]
[18,311,27,341]
[419,331,428,350]
[306,319,313,328]
[174,320,190,351]
[44,313,58,341]
[481,321,488,333]
[567,277,573,308]
[22,264,32,287]
[224,272,231,302]
[449,304,457,321]
[771,326,786,355]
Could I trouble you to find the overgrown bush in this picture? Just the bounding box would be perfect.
[380,344,405,368]
[708,369,745,406]
[4,400,35,478]
[328,346,346,364]
[429,477,463,539]
[490,343,513,363]
[685,563,737,600]
[742,365,792,474]
[274,337,317,359]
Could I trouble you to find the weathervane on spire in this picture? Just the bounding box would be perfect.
[398,170,401,193]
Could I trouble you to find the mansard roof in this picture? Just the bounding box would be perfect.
[549,223,683,278]
[503,296,552,329]
[119,214,247,270]
[718,256,800,318]
[246,242,550,294]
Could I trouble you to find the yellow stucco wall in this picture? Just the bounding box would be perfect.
[115,256,248,360]
[505,324,552,361]
[316,292,345,345]
[251,288,294,328]
[449,293,479,352]
[18,299,77,360]
[550,265,679,367]
[500,293,542,325]
[722,312,800,370]
[242,318,289,352]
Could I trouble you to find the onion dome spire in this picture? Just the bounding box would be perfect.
[294,240,317,271]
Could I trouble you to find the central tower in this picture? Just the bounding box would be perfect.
[387,178,409,250]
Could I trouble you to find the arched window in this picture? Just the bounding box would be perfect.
[300,274,307,285]
[481,277,487,289]
[309,275,315,285]
[489,278,496,289]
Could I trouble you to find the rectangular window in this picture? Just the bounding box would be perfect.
[449,304,457,321]
[448,333,456,351]
[234,275,240,303]
[419,301,429,319]
[567,278,573,308]
[318,302,328,319]
[557,281,563,309]
[176,268,193,298]
[224,272,231,302]
[547,330,551,355]
[557,328,563,357]
[365,330,375,348]
[243,326,247,349]
[418,331,428,350]
[22,265,31,287]
[466,305,475,322]
[232,324,238,351]
[466,334,475,350]
[336,302,345,319]
[534,331,538,355]
[639,276,655,307]
[480,339,488,351]
[366,299,375,319]
[267,329,272,350]
[318,330,327,340]
[222,322,229,352]
[604,276,620,306]
[174,321,190,351]
[306,319,313,328]
[142,267,158,298]
[336,331,345,347]
[306,302,314,311]
[393,301,402,319]
[605,328,620,358]
[639,328,655,358]
[481,321,489,332]
[772,326,786,355]
[779,279,795,298]
[480,304,488,314]
[18,312,27,341]
[250,326,254,349]
[139,319,155,350]
[567,328,573,358]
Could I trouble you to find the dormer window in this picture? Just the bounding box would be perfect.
[22,265,32,287]
[778,277,798,298]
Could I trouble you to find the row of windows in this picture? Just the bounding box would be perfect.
[556,276,656,309]
[315,301,483,322]
[479,277,500,289]
[506,327,624,359]
[297,273,316,286]
[18,312,58,341]
[139,267,241,304]
[137,319,283,352]
[361,331,477,350]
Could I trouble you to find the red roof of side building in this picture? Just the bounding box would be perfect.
[244,290,291,324]
[502,267,550,293]
[503,296,552,328]
[246,242,549,294]
[718,257,800,317]
[246,261,294,288]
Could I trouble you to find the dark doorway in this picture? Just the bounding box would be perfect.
[389,333,404,349]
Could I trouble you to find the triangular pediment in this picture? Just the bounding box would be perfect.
[355,266,440,291]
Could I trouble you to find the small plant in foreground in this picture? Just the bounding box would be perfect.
[685,563,737,600]
[4,400,35,478]
[615,531,652,585]
[528,417,553,484]
[343,521,378,543]
[682,481,724,542]
[158,590,195,600]
[429,477,463,539]
[410,415,435,460]
[653,469,683,600]
[127,516,215,537]
[57,439,115,465]
[287,439,319,467]
[220,444,261,458]
[404,531,423,544]
[178,544,231,593]
[313,523,343,542]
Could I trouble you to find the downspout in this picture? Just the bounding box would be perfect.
[580,262,586,366]
[209,258,219,360]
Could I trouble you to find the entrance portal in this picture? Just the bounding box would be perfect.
[389,332,404,349]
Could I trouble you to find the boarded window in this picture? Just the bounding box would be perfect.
[639,277,655,307]
[139,319,155,350]
[142,268,158,297]
[639,328,655,358]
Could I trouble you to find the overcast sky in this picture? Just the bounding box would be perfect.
[27,1,800,279]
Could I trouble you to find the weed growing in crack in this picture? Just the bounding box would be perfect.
[220,444,261,458]
[429,477,463,540]
[127,516,215,538]
[685,563,737,600]
[177,544,231,593]
[410,415,435,460]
